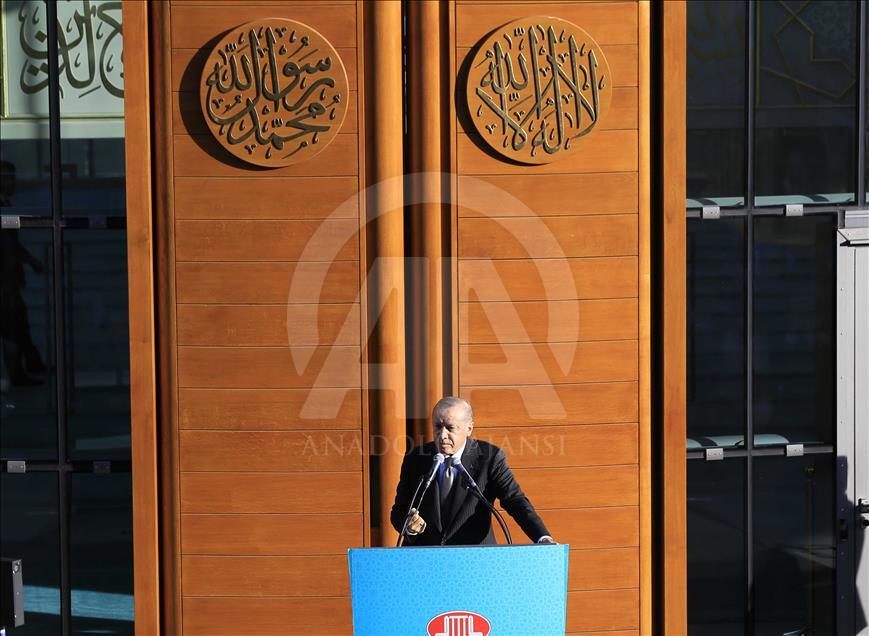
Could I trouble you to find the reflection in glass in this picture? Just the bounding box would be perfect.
[0,0,52,214]
[0,229,56,459]
[753,216,835,446]
[688,459,746,634]
[753,455,836,636]
[0,473,60,635]
[755,0,856,205]
[687,218,746,448]
[71,474,134,635]
[65,231,130,460]
[686,0,746,207]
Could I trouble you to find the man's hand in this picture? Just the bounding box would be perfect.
[406,508,427,535]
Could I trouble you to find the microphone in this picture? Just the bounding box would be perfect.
[397,453,445,546]
[452,459,513,545]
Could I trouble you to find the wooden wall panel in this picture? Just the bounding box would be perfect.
[453,2,648,633]
[160,2,368,632]
[182,555,351,597]
[182,597,353,636]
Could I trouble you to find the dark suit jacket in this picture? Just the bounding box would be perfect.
[390,438,550,545]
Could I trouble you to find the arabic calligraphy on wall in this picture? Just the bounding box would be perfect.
[199,19,349,168]
[466,17,612,165]
[2,0,124,119]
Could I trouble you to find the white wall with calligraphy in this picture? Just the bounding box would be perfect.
[1,0,124,139]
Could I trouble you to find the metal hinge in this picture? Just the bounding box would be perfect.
[705,448,724,461]
[786,444,804,457]
[1,215,21,229]
[701,205,721,220]
[785,203,804,217]
[6,460,26,473]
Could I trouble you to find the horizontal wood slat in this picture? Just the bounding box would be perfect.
[177,304,360,346]
[175,177,359,220]
[460,299,639,343]
[569,547,639,591]
[457,45,637,88]
[460,341,638,385]
[180,472,362,513]
[567,589,639,632]
[173,134,358,177]
[175,219,359,262]
[463,382,638,426]
[181,513,362,554]
[459,257,638,302]
[182,597,352,636]
[458,172,638,217]
[456,2,638,46]
[179,388,362,430]
[457,130,638,175]
[176,261,360,304]
[182,555,350,597]
[502,506,638,549]
[172,47,358,92]
[479,423,637,468]
[174,90,358,135]
[178,346,361,388]
[180,431,362,472]
[170,4,357,49]
[511,465,638,509]
[459,215,637,259]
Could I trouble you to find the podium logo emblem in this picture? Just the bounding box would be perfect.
[427,611,491,636]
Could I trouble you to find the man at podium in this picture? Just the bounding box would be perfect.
[391,397,555,546]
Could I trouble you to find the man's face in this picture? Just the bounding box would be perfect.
[433,405,473,456]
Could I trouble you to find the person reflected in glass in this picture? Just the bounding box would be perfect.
[1,160,47,386]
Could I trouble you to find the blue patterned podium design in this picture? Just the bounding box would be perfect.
[348,544,569,636]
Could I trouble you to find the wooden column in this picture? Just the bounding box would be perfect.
[364,0,406,546]
[122,2,160,633]
[407,0,448,444]
[661,1,688,633]
[638,2,653,635]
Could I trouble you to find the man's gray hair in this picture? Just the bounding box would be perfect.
[432,396,473,424]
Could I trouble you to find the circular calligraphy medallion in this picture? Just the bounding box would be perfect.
[465,17,612,165]
[200,19,349,168]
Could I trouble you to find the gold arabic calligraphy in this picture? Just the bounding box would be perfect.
[467,17,611,164]
[199,19,348,167]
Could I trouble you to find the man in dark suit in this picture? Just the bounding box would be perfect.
[391,396,555,545]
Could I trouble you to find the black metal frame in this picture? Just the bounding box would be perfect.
[0,2,132,635]
[685,1,864,634]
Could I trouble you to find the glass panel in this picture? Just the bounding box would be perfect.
[687,218,746,448]
[752,216,835,446]
[1,228,56,459]
[688,458,746,634]
[65,230,130,460]
[753,455,836,635]
[57,0,125,218]
[686,0,747,207]
[0,472,61,635]
[755,0,857,205]
[71,473,134,635]
[0,0,52,215]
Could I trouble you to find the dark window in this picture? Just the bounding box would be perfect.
[0,2,132,634]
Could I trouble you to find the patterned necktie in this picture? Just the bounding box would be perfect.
[439,456,455,505]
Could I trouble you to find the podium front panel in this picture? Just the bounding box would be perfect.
[348,544,568,635]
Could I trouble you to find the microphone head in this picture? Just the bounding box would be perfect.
[433,453,446,466]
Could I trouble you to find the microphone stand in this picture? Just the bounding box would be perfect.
[396,454,445,547]
[454,462,513,545]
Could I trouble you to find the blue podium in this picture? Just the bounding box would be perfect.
[348,544,569,635]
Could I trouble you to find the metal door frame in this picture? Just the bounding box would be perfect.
[836,225,869,636]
